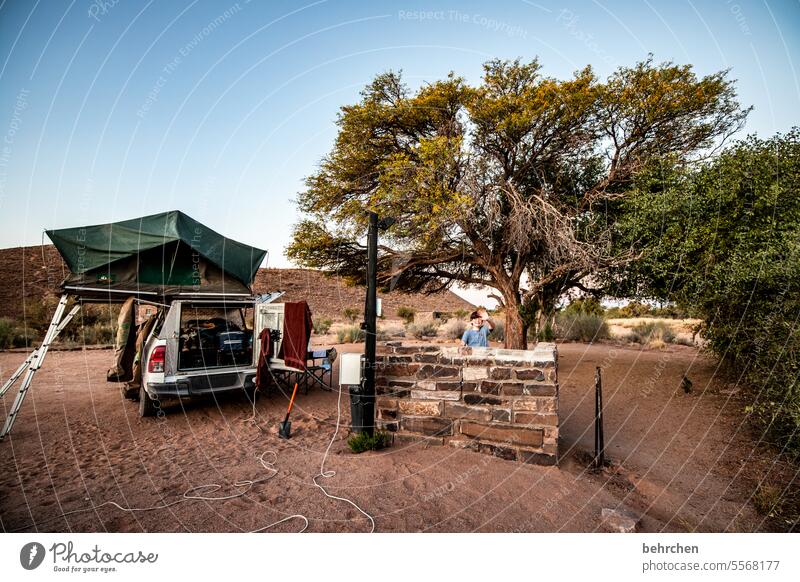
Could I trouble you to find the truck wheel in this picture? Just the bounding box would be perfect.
[138,384,157,417]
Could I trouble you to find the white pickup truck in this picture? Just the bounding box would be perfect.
[137,294,286,417]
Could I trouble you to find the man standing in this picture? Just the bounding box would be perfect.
[460,308,495,347]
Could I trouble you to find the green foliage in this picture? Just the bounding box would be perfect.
[564,297,604,316]
[604,302,690,319]
[313,317,333,334]
[613,129,800,454]
[396,306,416,324]
[453,308,470,319]
[555,313,610,342]
[287,57,747,348]
[407,321,439,339]
[78,322,115,345]
[0,318,30,348]
[432,311,451,322]
[347,430,392,454]
[535,321,555,342]
[337,325,365,343]
[628,321,676,346]
[620,301,652,318]
[342,308,360,324]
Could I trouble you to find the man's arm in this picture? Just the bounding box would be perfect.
[477,308,495,330]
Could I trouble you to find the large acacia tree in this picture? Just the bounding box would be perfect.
[287,57,747,348]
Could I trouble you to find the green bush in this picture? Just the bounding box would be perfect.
[313,317,333,334]
[396,306,416,324]
[564,297,604,316]
[0,318,31,349]
[554,313,610,342]
[342,308,360,324]
[534,321,555,342]
[347,430,392,453]
[453,308,470,319]
[628,321,675,346]
[612,131,800,457]
[620,301,652,318]
[79,322,115,345]
[488,320,504,342]
[337,325,365,343]
[407,321,439,339]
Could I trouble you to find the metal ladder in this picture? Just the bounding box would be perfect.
[0,295,80,440]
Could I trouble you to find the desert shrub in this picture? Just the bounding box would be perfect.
[453,308,470,319]
[604,306,624,319]
[0,318,31,348]
[532,321,555,342]
[337,325,364,343]
[650,305,691,319]
[752,484,784,517]
[564,297,604,316]
[488,320,504,342]
[443,319,467,340]
[620,301,653,318]
[407,321,439,339]
[347,430,392,453]
[342,308,360,324]
[375,327,390,341]
[432,311,452,322]
[628,321,675,346]
[79,322,115,345]
[554,313,610,342]
[313,317,333,334]
[396,306,416,324]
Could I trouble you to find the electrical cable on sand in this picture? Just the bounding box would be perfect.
[312,381,376,533]
[10,450,308,533]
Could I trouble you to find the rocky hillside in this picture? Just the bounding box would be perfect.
[0,245,474,321]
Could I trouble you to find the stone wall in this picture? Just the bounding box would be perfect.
[374,342,559,466]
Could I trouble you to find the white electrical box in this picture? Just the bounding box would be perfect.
[376,297,383,318]
[339,352,364,386]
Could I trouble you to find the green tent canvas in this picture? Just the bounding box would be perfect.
[46,210,267,299]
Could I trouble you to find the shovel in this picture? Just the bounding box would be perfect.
[278,382,299,439]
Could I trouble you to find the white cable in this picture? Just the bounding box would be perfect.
[312,383,376,533]
[10,450,308,533]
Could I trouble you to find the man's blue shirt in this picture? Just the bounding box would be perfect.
[461,323,491,347]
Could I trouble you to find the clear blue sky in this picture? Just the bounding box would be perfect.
[0,0,798,268]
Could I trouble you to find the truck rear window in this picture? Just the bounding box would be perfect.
[178,305,254,370]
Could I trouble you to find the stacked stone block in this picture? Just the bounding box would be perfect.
[374,342,559,466]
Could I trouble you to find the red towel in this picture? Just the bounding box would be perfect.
[255,327,273,389]
[279,301,312,370]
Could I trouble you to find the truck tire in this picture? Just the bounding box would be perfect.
[138,384,157,417]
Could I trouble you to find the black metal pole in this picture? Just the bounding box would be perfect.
[594,366,605,469]
[360,211,378,436]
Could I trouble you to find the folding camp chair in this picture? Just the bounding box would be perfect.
[266,348,335,395]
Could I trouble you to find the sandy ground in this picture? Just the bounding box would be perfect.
[0,342,789,533]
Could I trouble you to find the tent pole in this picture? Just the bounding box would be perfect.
[0,295,74,441]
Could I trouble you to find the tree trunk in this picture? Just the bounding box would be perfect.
[503,299,528,350]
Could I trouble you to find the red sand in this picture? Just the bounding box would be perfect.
[0,342,780,532]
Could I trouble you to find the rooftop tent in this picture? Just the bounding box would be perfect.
[46,210,267,300]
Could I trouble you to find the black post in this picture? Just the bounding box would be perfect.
[594,366,605,469]
[358,211,379,436]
